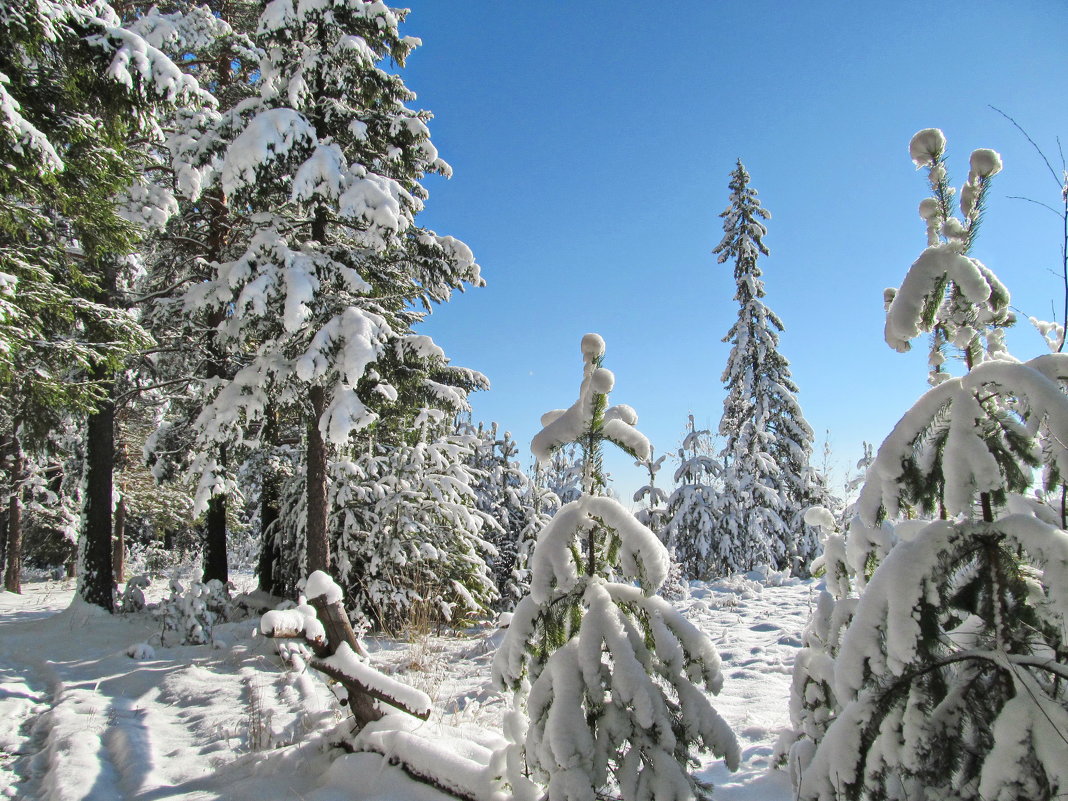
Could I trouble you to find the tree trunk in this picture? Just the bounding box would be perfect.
[201,301,230,585]
[306,385,330,574]
[4,435,23,594]
[112,494,126,584]
[203,493,228,584]
[258,472,281,595]
[0,503,7,579]
[81,375,115,611]
[257,406,283,595]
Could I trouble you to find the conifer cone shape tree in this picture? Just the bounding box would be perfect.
[494,334,739,801]
[714,160,823,575]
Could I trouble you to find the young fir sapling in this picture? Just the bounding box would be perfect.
[797,130,1068,801]
[493,334,739,801]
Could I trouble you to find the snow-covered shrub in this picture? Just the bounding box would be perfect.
[462,421,555,611]
[331,431,498,632]
[155,578,233,646]
[661,417,727,579]
[118,574,151,614]
[494,334,739,801]
[797,131,1068,801]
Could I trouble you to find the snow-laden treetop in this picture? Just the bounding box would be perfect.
[530,333,650,472]
[885,128,1010,359]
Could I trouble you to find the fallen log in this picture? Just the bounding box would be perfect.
[258,571,417,726]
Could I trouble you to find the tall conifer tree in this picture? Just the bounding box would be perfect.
[189,1,484,578]
[0,0,204,605]
[714,160,822,574]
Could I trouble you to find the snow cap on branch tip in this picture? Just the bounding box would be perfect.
[941,217,966,242]
[969,148,1003,181]
[540,410,566,427]
[918,198,940,221]
[605,404,638,426]
[581,333,605,360]
[591,368,614,394]
[960,182,977,216]
[909,128,946,167]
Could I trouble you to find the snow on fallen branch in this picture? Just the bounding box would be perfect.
[353,713,508,801]
[313,644,431,720]
[259,570,425,723]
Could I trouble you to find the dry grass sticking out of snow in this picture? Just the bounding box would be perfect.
[0,572,816,801]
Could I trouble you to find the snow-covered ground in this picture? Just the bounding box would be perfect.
[0,573,814,800]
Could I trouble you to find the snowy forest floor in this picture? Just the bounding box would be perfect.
[0,572,812,801]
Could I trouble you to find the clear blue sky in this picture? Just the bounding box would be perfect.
[398,1,1068,501]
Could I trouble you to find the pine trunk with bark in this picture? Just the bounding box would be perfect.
[257,406,283,595]
[112,494,126,584]
[4,433,23,594]
[305,384,330,574]
[201,193,231,585]
[81,372,115,611]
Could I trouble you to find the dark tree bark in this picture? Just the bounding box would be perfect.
[258,481,282,596]
[0,502,7,578]
[257,406,284,595]
[4,433,24,594]
[81,374,115,611]
[112,494,126,583]
[305,384,330,574]
[202,493,228,584]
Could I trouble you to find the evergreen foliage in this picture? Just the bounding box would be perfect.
[0,0,207,605]
[494,335,739,801]
[661,416,726,579]
[463,421,552,611]
[329,423,498,631]
[797,131,1068,801]
[182,0,485,582]
[714,160,823,575]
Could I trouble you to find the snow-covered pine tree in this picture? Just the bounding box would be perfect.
[633,450,668,527]
[189,1,484,578]
[543,442,582,506]
[799,132,1068,801]
[494,334,739,801]
[661,416,726,579]
[0,0,206,605]
[132,0,260,586]
[714,160,822,576]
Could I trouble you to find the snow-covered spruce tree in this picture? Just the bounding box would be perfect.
[633,449,669,537]
[661,416,726,579]
[776,441,878,779]
[543,442,583,506]
[189,1,484,577]
[714,160,822,575]
[493,334,739,801]
[799,133,1068,801]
